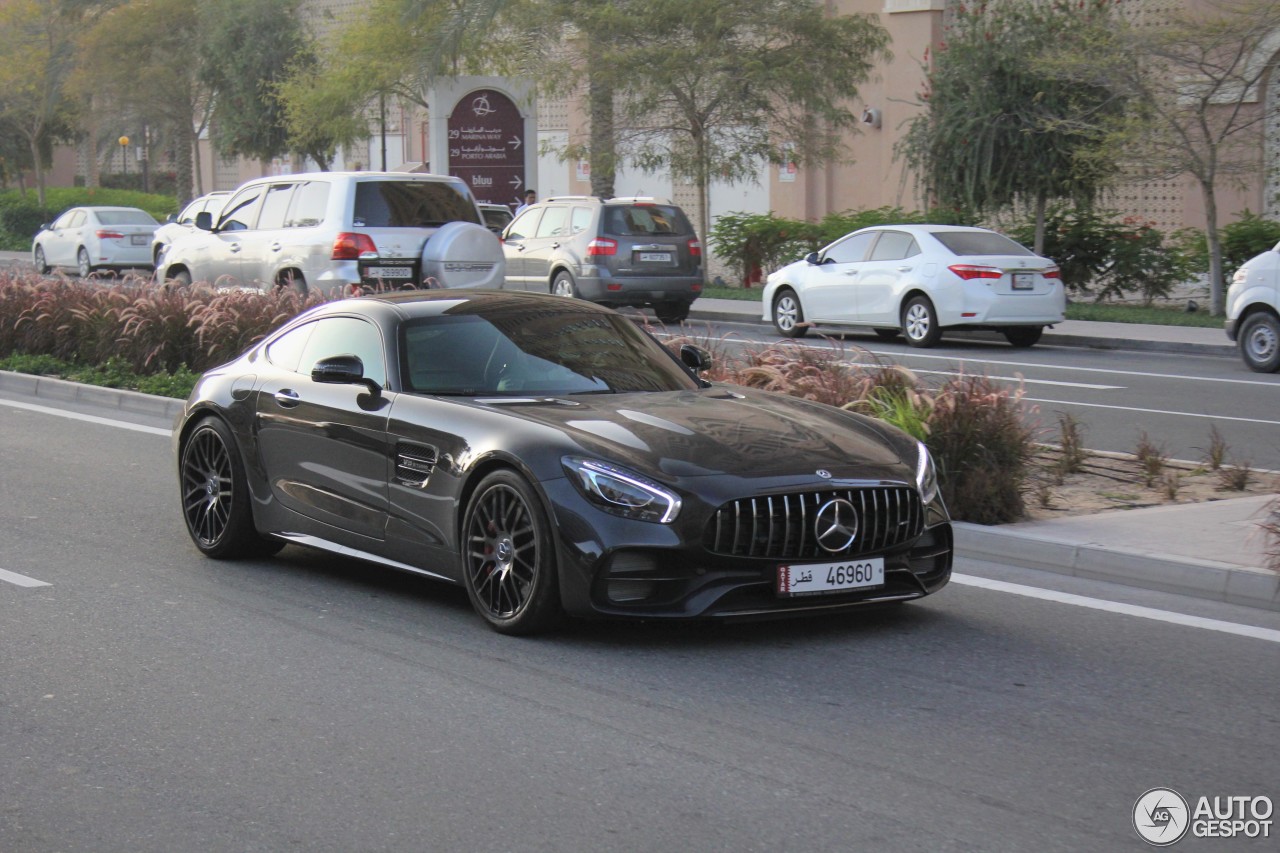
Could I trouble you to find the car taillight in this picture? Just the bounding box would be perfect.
[95,230,125,239]
[332,232,379,260]
[587,238,617,256]
[948,264,1003,281]
[1041,265,1061,280]
[688,238,701,257]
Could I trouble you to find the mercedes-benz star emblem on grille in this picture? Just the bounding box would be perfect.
[816,469,832,479]
[815,498,859,553]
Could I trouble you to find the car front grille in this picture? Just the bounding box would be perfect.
[704,486,925,560]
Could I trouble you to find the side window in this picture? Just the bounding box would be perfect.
[177,200,202,225]
[256,184,296,230]
[68,211,87,229]
[265,322,316,373]
[570,207,592,235]
[53,211,76,229]
[218,187,264,232]
[298,317,386,388]
[535,205,569,238]
[868,232,920,262]
[285,181,330,228]
[824,231,877,264]
[505,208,541,240]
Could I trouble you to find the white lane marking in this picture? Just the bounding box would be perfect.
[0,398,172,436]
[952,573,1280,644]
[1022,396,1280,426]
[910,368,1123,390]
[0,568,51,588]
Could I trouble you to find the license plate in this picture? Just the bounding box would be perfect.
[637,252,672,263]
[365,266,413,279]
[778,557,884,597]
[1012,272,1034,290]
[131,235,148,245]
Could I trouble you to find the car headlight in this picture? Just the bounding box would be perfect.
[562,456,681,523]
[916,442,939,504]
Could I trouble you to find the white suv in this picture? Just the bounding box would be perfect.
[157,171,504,294]
[1226,243,1280,372]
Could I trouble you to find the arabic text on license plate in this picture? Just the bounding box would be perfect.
[638,252,671,263]
[131,235,148,245]
[777,557,884,597]
[366,266,413,279]
[1012,272,1034,290]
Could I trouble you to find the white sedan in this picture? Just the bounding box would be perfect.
[33,206,160,277]
[762,224,1065,347]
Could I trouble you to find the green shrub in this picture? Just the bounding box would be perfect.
[1180,210,1280,286]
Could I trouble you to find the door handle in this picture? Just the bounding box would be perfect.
[273,389,300,407]
[269,242,282,252]
[551,243,560,250]
[843,271,859,277]
[897,266,912,272]
[229,243,241,253]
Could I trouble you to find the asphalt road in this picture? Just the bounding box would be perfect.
[3,387,1278,852]
[662,319,1280,472]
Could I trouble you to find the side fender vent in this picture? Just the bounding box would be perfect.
[395,443,438,488]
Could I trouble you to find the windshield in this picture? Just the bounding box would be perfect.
[400,309,699,396]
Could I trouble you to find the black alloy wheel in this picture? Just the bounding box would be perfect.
[180,417,281,559]
[462,470,561,635]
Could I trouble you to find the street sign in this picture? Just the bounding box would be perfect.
[447,89,526,208]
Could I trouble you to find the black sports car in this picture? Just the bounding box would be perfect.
[176,291,951,634]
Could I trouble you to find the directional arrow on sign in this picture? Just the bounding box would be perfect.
[508,136,522,150]
[509,175,523,189]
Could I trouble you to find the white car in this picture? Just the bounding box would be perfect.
[158,171,504,294]
[151,191,231,267]
[762,224,1065,347]
[1226,242,1280,372]
[32,206,160,277]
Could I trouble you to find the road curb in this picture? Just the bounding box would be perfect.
[0,370,185,422]
[954,522,1280,612]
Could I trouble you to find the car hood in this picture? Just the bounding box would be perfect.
[480,386,916,485]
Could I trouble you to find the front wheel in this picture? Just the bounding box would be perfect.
[1003,326,1044,348]
[77,247,93,278]
[179,417,282,559]
[462,470,561,635]
[1239,312,1280,373]
[772,289,809,338]
[902,296,942,348]
[33,245,49,274]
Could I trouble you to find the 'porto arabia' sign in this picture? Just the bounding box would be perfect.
[447,89,525,208]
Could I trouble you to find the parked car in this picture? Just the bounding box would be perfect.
[158,171,503,294]
[32,206,160,277]
[151,191,231,267]
[500,196,703,324]
[174,290,952,634]
[762,224,1065,348]
[1225,243,1280,372]
[478,202,514,234]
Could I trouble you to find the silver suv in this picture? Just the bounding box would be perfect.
[501,196,703,323]
[158,171,503,294]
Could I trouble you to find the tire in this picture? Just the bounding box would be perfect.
[1003,326,1044,348]
[901,295,942,348]
[179,417,282,559]
[166,269,192,288]
[77,247,92,278]
[461,470,562,635]
[551,272,578,298]
[1238,311,1280,373]
[772,289,809,338]
[873,328,900,341]
[654,302,691,324]
[33,245,49,274]
[276,271,307,295]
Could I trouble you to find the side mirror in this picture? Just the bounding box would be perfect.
[195,211,213,231]
[166,213,178,223]
[312,354,381,396]
[805,251,821,265]
[679,344,712,373]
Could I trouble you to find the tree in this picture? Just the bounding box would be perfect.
[72,0,209,204]
[0,0,85,204]
[607,0,890,246]
[198,0,314,165]
[1060,0,1280,315]
[899,0,1129,253]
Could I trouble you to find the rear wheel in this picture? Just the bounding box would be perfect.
[654,302,691,324]
[902,296,942,348]
[179,417,282,559]
[33,245,49,274]
[772,289,808,338]
[276,271,307,294]
[1003,326,1044,348]
[1239,311,1280,373]
[551,272,578,298]
[461,470,561,635]
[77,247,92,278]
